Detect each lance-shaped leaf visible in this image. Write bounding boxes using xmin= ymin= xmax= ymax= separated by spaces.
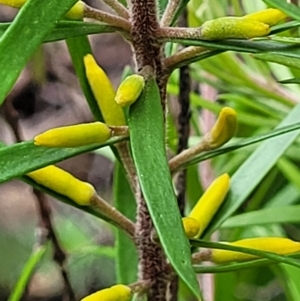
xmin=128 ymin=78 xmax=200 ymax=298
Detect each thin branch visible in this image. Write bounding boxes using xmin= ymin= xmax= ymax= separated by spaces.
xmin=160 ymin=0 xmax=181 ymax=27
xmin=169 ymin=140 xmax=209 ymax=172
xmin=34 ymin=190 xmax=75 ymax=301
xmin=158 ymin=26 xmax=202 ymax=40
xmin=91 ymin=193 xmax=136 ymax=237
xmin=101 ymin=0 xmax=130 ymax=19
xmin=116 ymin=141 xmax=138 ymax=195
xmin=164 ymin=46 xmax=212 ymax=72
xmin=84 ymin=4 xmax=131 ymax=33
xmin=3 ymin=98 xmax=75 ymax=301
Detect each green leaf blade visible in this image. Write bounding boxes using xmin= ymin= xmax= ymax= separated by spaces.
xmin=129 ymin=78 xmax=200 ymax=298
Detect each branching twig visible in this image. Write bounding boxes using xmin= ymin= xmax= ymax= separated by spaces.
xmin=91 ymin=193 xmax=136 ymax=237
xmin=84 ymin=4 xmax=131 ymax=33
xmin=160 ymin=0 xmax=181 ymax=27
xmin=3 ymin=98 xmax=75 ymax=301
xmin=101 ymin=0 xmax=130 ymax=19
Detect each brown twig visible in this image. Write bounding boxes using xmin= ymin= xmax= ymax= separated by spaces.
xmin=3 ymin=96 xmax=75 ymax=301
xmin=101 ymin=0 xmax=130 ymax=19
xmin=33 ymin=190 xmax=75 ymax=301
xmin=84 ymin=4 xmax=131 ymax=33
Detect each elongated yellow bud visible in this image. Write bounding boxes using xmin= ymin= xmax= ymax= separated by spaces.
xmin=115 ymin=74 xmax=145 ymax=107
xmin=81 ymin=284 xmax=132 ymax=301
xmin=84 ymin=54 xmax=126 ymax=126
xmin=189 ymin=174 xmax=230 ymax=238
xmin=212 ymin=237 xmax=300 ymax=263
xmin=0 ymin=0 xmax=85 ymax=19
xmin=27 ymin=166 xmax=95 ymax=206
xmin=243 ymin=8 xmax=287 ymax=26
xmin=182 ymin=217 xmax=201 ymax=239
xmin=200 ymin=17 xmax=270 ymax=40
xmin=206 ymin=107 xmax=237 ymax=148
xmin=34 ymin=122 xmax=111 ymax=147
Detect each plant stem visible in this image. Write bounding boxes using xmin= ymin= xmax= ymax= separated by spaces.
xmin=160 ymin=0 xmax=181 ymax=26
xmin=84 ymin=4 xmax=131 ymax=33
xmin=169 ymin=140 xmax=209 ymax=172
xmin=102 ymin=0 xmax=130 ymax=19
xmin=91 ymin=193 xmax=136 ymax=237
xmin=158 ymin=27 xmax=202 ymax=40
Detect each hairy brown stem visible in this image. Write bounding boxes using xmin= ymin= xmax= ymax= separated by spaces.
xmin=101 ymin=0 xmax=130 ymax=19
xmin=84 ymin=5 xmax=131 ymax=33
xmin=130 ymin=0 xmax=171 ymax=299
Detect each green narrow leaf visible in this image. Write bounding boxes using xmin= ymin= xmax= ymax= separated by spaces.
xmin=204 ymin=104 xmax=300 ymax=236
xmin=0 ymin=0 xmax=78 ymax=104
xmin=0 ymin=21 xmax=118 ymax=43
xmin=0 ymin=137 xmax=126 ymax=184
xmin=113 ymin=163 xmax=138 ymax=284
xmin=66 ymin=36 xmax=103 ymax=121
xmin=254 ymin=53 xmax=300 ymax=70
xmin=277 ymin=157 xmax=300 ymax=191
xmin=221 ymin=205 xmax=300 ymax=228
xmin=129 ymin=78 xmax=200 ymax=298
xmin=8 ymin=244 xmax=48 ymax=301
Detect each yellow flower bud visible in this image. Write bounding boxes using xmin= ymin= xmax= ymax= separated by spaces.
xmin=84 ymin=54 xmax=126 ymax=126
xmin=189 ymin=174 xmax=230 ymax=238
xmin=65 ymin=1 xmax=85 ymax=20
xmin=0 ymin=0 xmax=25 ymax=8
xmin=81 ymin=284 xmax=132 ymax=301
xmin=27 ymin=165 xmax=95 ymax=206
xmin=182 ymin=217 xmax=201 ymax=239
xmin=115 ymin=74 xmax=145 ymax=107
xmin=212 ymin=237 xmax=300 ymax=263
xmin=200 ymin=17 xmax=270 ymax=40
xmin=243 ymin=8 xmax=287 ymax=26
xmin=0 ymin=0 xmax=84 ymax=19
xmin=34 ymin=122 xmax=111 ymax=147
xmin=206 ymin=107 xmax=237 ymax=148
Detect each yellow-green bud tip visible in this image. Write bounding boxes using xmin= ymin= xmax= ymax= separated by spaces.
xmin=207 ymin=107 xmax=237 ymax=148
xmin=182 ymin=217 xmax=201 ymax=239
xmin=34 ymin=122 xmax=111 ymax=147
xmin=115 ymin=74 xmax=145 ymax=107
xmin=81 ymin=284 xmax=132 ymax=301
xmin=243 ymin=8 xmax=287 ymax=26
xmin=65 ymin=1 xmax=85 ymax=20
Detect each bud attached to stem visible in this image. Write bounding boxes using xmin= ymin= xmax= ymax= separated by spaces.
xmin=205 ymin=107 xmax=237 ymax=149
xmin=115 ymin=74 xmax=145 ymax=107
xmin=27 ymin=165 xmax=95 ymax=206
xmin=81 ymin=284 xmax=132 ymax=301
xmin=189 ymin=173 xmax=230 ymax=238
xmin=200 ymin=17 xmax=270 ymax=40
xmin=34 ymin=122 xmax=112 ymax=147
xmin=84 ymin=54 xmax=126 ymax=126
xmin=212 ymin=237 xmax=300 ymax=263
